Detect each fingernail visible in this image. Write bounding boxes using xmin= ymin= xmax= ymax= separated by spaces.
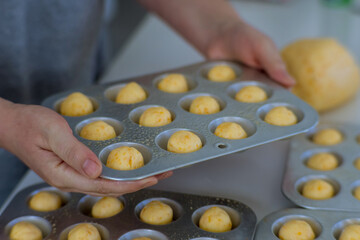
xmin=83 ymin=160 xmax=100 ymax=178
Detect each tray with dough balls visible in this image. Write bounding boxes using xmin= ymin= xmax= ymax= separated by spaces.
xmin=42 ymin=61 xmax=319 ymax=181
xmin=0 ymin=183 xmax=257 ymax=240
xmin=282 ymin=122 xmax=360 ymax=211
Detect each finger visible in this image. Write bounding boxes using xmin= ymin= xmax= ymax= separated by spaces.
xmin=155 ymin=171 xmax=173 ymax=181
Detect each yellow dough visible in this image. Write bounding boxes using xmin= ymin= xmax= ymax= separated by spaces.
xmin=189 ymin=96 xmax=220 ymax=115
xmin=80 ymin=121 xmax=116 ymax=141
xmin=140 ymin=201 xmax=173 ymax=225
xmin=302 ymin=179 xmax=335 ymax=200
xmin=353 ymin=186 xmax=360 ymax=200
xmin=139 ymin=107 xmax=172 ymax=127
xmin=339 ymin=224 xmax=360 ymax=240
xmin=199 ymin=206 xmax=232 ymax=233
xmin=306 ymin=152 xmax=338 ymax=171
xmin=132 ymin=238 xmax=151 ymax=240
xmin=312 ymin=128 xmax=343 ymax=145
xmin=116 ymin=82 xmax=147 ymax=104
xmin=68 ymin=223 xmax=100 ymax=240
xmin=9 ymin=222 xmax=42 ymax=240
xmin=106 ymin=146 xmax=144 ymax=171
xmin=91 ymin=197 xmax=124 ymax=218
xmin=264 ymin=106 xmax=297 ymax=126
xmin=235 ymin=86 xmax=267 ymax=103
xmin=278 ymin=220 xmax=315 ymax=240
xmin=158 ymin=73 xmax=188 ymax=93
xmin=207 ymin=65 xmax=236 ymax=82
xmin=354 ymin=158 xmax=360 ymax=170
xmin=214 ymin=122 xmax=247 ymax=140
xmin=29 ymin=191 xmax=62 ymax=212
xmin=60 ymin=92 xmax=93 ymax=117
xmin=167 ymin=130 xmax=202 ymax=153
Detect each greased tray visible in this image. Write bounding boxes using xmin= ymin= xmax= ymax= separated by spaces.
xmin=42 ymin=61 xmax=319 ymax=181
xmin=282 ymin=122 xmax=360 ymax=211
xmin=0 ymin=183 xmax=257 ymax=240
xmin=254 ymin=208 xmax=360 ymax=240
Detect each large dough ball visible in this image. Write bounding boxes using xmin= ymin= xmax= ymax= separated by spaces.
xmin=312 ymin=128 xmax=343 ymax=145
xmin=91 ymin=197 xmax=124 ymax=218
xmin=167 ymin=130 xmax=202 ymax=153
xmin=158 ymin=73 xmax=188 ymax=93
xmin=353 ymin=186 xmax=360 ymax=200
xmin=29 ymin=191 xmax=62 ymax=212
xmin=207 ymin=65 xmax=236 ymax=82
xmin=302 ymin=179 xmax=335 ymax=200
xmin=199 ymin=206 xmax=232 ymax=233
xmin=60 ymin=92 xmax=93 ymax=117
xmin=281 ymin=38 xmax=360 ymax=112
xmin=354 ymin=158 xmax=360 ymax=170
xmin=235 ymin=85 xmax=267 ymax=103
xmin=339 ymin=224 xmax=360 ymax=240
xmin=116 ymin=82 xmax=147 ymax=104
xmin=214 ymin=122 xmax=247 ymax=140
xmin=106 ymin=146 xmax=144 ymax=170
xmin=9 ymin=222 xmax=42 ymax=240
xmin=307 ymin=152 xmax=338 ymax=171
xmin=80 ymin=121 xmax=116 ymax=141
xmin=189 ymin=96 xmax=220 ymax=115
xmin=68 ymin=223 xmax=100 ymax=240
xmin=264 ymin=106 xmax=297 ymax=126
xmin=140 ymin=201 xmax=173 ymax=225
xmin=139 ymin=107 xmax=172 ymax=127
xmin=278 ymin=219 xmax=315 ymax=240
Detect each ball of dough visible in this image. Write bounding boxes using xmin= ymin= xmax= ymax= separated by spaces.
xmin=214 ymin=122 xmax=248 ymax=140
xmin=312 ymin=128 xmax=343 ymax=145
xmin=91 ymin=197 xmax=124 ymax=218
xmin=278 ymin=219 xmax=315 ymax=240
xmin=29 ymin=191 xmax=62 ymax=212
xmin=158 ymin=73 xmax=188 ymax=93
xmin=199 ymin=206 xmax=232 ymax=233
xmin=106 ymin=146 xmax=144 ymax=171
xmin=140 ymin=201 xmax=173 ymax=225
xmin=235 ymin=85 xmax=267 ymax=103
xmin=189 ymin=96 xmax=220 ymax=115
xmin=132 ymin=237 xmax=152 ymax=240
xmin=68 ymin=223 xmax=100 ymax=240
xmin=80 ymin=121 xmax=116 ymax=141
xmin=9 ymin=222 xmax=42 ymax=240
xmin=116 ymin=82 xmax=147 ymax=104
xmin=281 ymin=38 xmax=360 ymax=112
xmin=167 ymin=130 xmax=202 ymax=153
xmin=339 ymin=224 xmax=360 ymax=240
xmin=264 ymin=106 xmax=297 ymax=126
xmin=353 ymin=186 xmax=360 ymax=200
xmin=354 ymin=158 xmax=360 ymax=170
xmin=60 ymin=92 xmax=93 ymax=117
xmin=302 ymin=179 xmax=335 ymax=200
xmin=207 ymin=65 xmax=236 ymax=82
xmin=306 ymin=152 xmax=338 ymax=171
xmin=139 ymin=107 xmax=172 ymax=127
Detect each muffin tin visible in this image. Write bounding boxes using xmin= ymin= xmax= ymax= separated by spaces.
xmin=0 ymin=183 xmax=257 ymax=240
xmin=282 ymin=122 xmax=360 ymax=211
xmin=42 ymin=61 xmax=319 ymax=181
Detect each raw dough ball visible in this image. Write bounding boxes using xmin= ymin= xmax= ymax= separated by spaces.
xmin=132 ymin=237 xmax=152 ymax=240
xmin=354 ymin=158 xmax=360 ymax=170
xmin=353 ymin=186 xmax=360 ymax=200
xmin=235 ymin=85 xmax=267 ymax=103
xmin=199 ymin=206 xmax=232 ymax=233
xmin=278 ymin=219 xmax=315 ymax=240
xmin=302 ymin=179 xmax=335 ymax=200
xmin=207 ymin=65 xmax=236 ymax=82
xmin=116 ymin=82 xmax=147 ymax=104
xmin=106 ymin=146 xmax=144 ymax=170
xmin=80 ymin=121 xmax=116 ymax=141
xmin=339 ymin=224 xmax=360 ymax=240
xmin=29 ymin=191 xmax=62 ymax=212
xmin=307 ymin=152 xmax=338 ymax=171
xmin=281 ymin=38 xmax=360 ymax=112
xmin=139 ymin=107 xmax=172 ymax=127
xmin=9 ymin=222 xmax=42 ymax=240
xmin=312 ymin=128 xmax=343 ymax=145
xmin=189 ymin=96 xmax=220 ymax=115
xmin=60 ymin=92 xmax=93 ymax=117
xmin=140 ymin=201 xmax=173 ymax=225
xmin=214 ymin=122 xmax=247 ymax=140
xmin=158 ymin=73 xmax=188 ymax=93
xmin=264 ymin=106 xmax=297 ymax=126
xmin=68 ymin=223 xmax=100 ymax=240
xmin=91 ymin=197 xmax=124 ymax=218
xmin=167 ymin=130 xmax=202 ymax=153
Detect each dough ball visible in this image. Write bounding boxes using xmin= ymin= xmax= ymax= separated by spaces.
xmin=302 ymin=179 xmax=335 ymax=200
xmin=199 ymin=206 xmax=232 ymax=233
xmin=116 ymin=82 xmax=147 ymax=104
xmin=106 ymin=146 xmax=144 ymax=171
xmin=353 ymin=186 xmax=360 ymax=200
xmin=132 ymin=238 xmax=152 ymax=240
xmin=60 ymin=92 xmax=93 ymax=117
xmin=281 ymin=38 xmax=360 ymax=112
xmin=140 ymin=201 xmax=173 ymax=225
xmin=139 ymin=107 xmax=172 ymax=127
xmin=167 ymin=130 xmax=202 ymax=153
xmin=68 ymin=223 xmax=100 ymax=240
xmin=278 ymin=219 xmax=315 ymax=240
xmin=354 ymin=158 xmax=360 ymax=170
xmin=189 ymin=96 xmax=220 ymax=115
xmin=29 ymin=191 xmax=62 ymax=212
xmin=158 ymin=73 xmax=188 ymax=93
xmin=235 ymin=85 xmax=267 ymax=103
xmin=9 ymin=222 xmax=42 ymax=240
xmin=207 ymin=65 xmax=236 ymax=82
xmin=264 ymin=106 xmax=297 ymax=126
xmin=339 ymin=224 xmax=360 ymax=240
xmin=80 ymin=121 xmax=116 ymax=141
xmin=312 ymin=128 xmax=343 ymax=145
xmin=214 ymin=122 xmax=247 ymax=140
xmin=91 ymin=197 xmax=124 ymax=218
xmin=307 ymin=152 xmax=338 ymax=171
